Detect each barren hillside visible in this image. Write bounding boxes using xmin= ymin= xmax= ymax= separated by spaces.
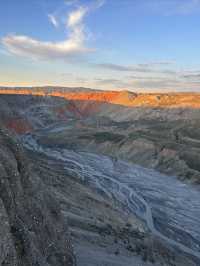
xmin=1 ymin=89 xmax=200 ymax=182
xmin=1 ymin=92 xmax=200 ymax=265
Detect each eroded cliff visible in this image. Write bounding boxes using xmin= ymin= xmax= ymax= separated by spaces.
xmin=0 ymin=128 xmax=75 ymax=266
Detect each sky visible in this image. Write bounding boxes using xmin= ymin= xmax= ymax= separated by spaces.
xmin=0 ymin=0 xmax=200 ymax=92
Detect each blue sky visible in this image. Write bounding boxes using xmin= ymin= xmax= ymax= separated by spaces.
xmin=1 ymin=0 xmax=200 ymax=91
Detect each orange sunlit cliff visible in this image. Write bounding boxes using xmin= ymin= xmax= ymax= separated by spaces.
xmin=1 ymin=88 xmax=200 ymax=108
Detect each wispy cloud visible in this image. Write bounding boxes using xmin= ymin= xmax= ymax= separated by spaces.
xmin=2 ymin=2 xmax=103 ymax=61
xmin=48 ymin=14 xmax=59 ymax=28
xmin=95 ymin=62 xmax=177 ymax=75
xmin=91 ymin=62 xmax=200 ymax=91
xmin=96 ymin=63 xmax=135 ymax=72
xmin=67 ymin=6 xmax=87 ymax=27
xmin=182 ymin=72 xmax=200 ymax=79
xmin=186 ymin=75 xmax=200 ymax=79
xmin=94 ymin=78 xmax=131 ymax=88
xmin=93 ymin=76 xmax=200 ymax=92
xmin=137 ymin=61 xmax=175 ymax=67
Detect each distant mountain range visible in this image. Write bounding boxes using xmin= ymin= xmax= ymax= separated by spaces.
xmin=1 ymin=86 xmax=200 ymax=108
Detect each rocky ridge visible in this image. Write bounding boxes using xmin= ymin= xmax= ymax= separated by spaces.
xmin=0 ymin=128 xmax=75 ymax=266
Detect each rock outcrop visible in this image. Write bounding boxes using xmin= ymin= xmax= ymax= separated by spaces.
xmin=0 ymin=128 xmax=75 ymax=266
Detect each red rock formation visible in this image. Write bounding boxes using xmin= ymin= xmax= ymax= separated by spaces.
xmin=5 ymin=118 xmax=33 ymax=134
xmin=1 ymin=88 xmax=200 ymax=108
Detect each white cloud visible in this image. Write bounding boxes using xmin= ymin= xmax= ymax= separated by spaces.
xmin=67 ymin=6 xmax=88 ymax=27
xmin=48 ymin=14 xmax=59 ymax=28
xmin=2 ymin=34 xmax=92 ymax=61
xmin=2 ymin=2 xmax=103 ymax=61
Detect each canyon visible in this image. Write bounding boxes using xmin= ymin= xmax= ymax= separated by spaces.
xmin=0 ymin=88 xmax=200 ymax=265
xmin=1 ymin=87 xmax=200 ymax=182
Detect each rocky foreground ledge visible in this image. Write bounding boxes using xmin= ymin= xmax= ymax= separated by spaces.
xmin=0 ymin=128 xmax=75 ymax=266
